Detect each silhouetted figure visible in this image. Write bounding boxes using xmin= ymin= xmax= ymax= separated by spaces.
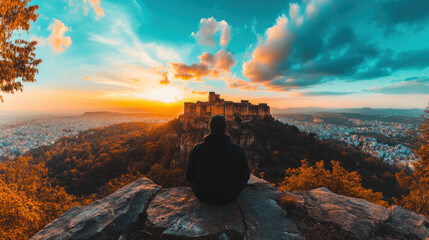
xmin=186 ymin=114 xmax=250 ymax=205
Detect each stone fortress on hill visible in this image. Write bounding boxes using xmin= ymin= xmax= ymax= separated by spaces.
xmin=180 ymin=92 xmax=271 ymax=123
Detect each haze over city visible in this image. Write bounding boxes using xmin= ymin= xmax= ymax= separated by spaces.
xmin=1 ymin=0 xmax=428 ymax=114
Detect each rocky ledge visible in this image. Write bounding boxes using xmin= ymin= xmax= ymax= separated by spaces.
xmin=31 ymin=175 xmax=429 ymax=240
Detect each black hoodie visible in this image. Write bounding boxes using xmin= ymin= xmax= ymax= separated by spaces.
xmin=186 ymin=133 xmax=250 ymax=204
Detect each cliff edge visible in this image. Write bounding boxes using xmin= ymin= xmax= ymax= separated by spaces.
xmin=31 ymin=175 xmax=429 ymax=240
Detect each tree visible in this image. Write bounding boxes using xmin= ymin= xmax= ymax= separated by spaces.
xmin=0 ymin=156 xmax=78 ymax=240
xmin=395 ymin=105 xmax=429 ymax=216
xmin=0 ymin=0 xmax=41 ymax=102
xmin=0 ymin=179 xmax=41 ymax=240
xmin=279 ymin=159 xmax=388 ymax=206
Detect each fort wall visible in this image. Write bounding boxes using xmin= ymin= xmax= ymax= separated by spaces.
xmin=180 ymin=92 xmax=270 ymax=123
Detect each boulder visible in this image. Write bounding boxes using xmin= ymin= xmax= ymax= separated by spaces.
xmin=298 ymin=187 xmax=390 ymax=240
xmin=30 ymin=177 xmax=161 ymax=240
xmin=238 ymin=176 xmax=304 ymax=240
xmin=384 ymin=205 xmax=429 ymax=240
xmin=145 ymin=176 xmax=303 ymax=240
xmin=146 ymin=186 xmax=245 ymax=239
xmin=31 ymin=174 xmax=429 ymax=240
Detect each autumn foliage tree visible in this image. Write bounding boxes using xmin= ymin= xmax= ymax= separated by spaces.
xmin=279 ymin=159 xmax=388 ymax=206
xmin=0 ymin=156 xmax=78 ymax=240
xmin=395 ymin=105 xmax=429 ymax=216
xmin=0 ymin=0 xmax=41 ymax=101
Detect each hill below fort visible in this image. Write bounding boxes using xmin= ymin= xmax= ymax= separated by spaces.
xmin=26 ymin=116 xmax=404 ymax=202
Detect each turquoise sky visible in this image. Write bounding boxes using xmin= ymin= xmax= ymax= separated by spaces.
xmin=2 ymin=0 xmax=429 ymax=112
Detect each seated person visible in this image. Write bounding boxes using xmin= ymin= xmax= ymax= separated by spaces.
xmin=185 ymin=114 xmax=250 ymax=205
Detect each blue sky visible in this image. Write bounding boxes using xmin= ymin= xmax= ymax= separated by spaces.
xmin=2 ymin=0 xmax=429 ymax=112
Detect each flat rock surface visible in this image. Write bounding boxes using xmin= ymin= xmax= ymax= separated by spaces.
xmin=299 ymin=187 xmax=390 ymax=240
xmin=238 ymin=177 xmax=304 ymax=240
xmin=146 ymin=186 xmax=245 ymax=239
xmin=145 ymin=175 xmax=303 ymax=240
xmin=30 ymin=177 xmax=161 ymax=240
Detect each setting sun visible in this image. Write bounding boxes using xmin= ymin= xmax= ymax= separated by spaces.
xmin=143 ymin=86 xmax=184 ymax=103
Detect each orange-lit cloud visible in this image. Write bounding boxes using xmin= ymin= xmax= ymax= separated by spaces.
xmin=242 ymin=14 xmax=292 ymax=88
xmin=170 ymin=62 xmax=214 ymax=80
xmin=48 ymin=19 xmax=72 ymax=53
xmin=84 ymin=0 xmax=104 ymax=20
xmin=192 ymin=17 xmax=231 ymax=47
xmin=227 ymin=77 xmax=260 ymax=91
xmin=191 ymin=90 xmax=208 ymax=95
xmin=215 ymin=49 xmax=235 ymax=73
xmin=160 ymin=72 xmax=171 ymax=85
xmin=170 ymin=49 xmax=235 ymax=81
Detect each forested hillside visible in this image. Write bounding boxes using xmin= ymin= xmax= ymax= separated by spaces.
xmin=17 ymin=118 xmax=405 ymax=201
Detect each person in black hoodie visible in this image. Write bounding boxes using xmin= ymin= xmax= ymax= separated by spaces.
xmin=186 ymin=114 xmax=250 ymax=205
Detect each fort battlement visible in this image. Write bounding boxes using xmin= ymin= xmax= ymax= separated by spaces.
xmin=180 ymin=92 xmax=270 ymax=123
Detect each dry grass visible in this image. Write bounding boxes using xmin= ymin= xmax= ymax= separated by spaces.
xmin=278 ymin=193 xmax=303 ymax=209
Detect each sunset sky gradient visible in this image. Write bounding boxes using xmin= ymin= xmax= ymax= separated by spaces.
xmin=2 ymin=0 xmax=429 ymax=113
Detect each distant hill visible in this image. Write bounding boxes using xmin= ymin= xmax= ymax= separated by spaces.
xmin=272 ymin=107 xmax=425 ymax=118
xmin=82 ymin=111 xmax=176 ymax=118
xmin=82 ymin=111 xmax=113 ymax=116
xmin=274 ymin=111 xmax=422 ymax=125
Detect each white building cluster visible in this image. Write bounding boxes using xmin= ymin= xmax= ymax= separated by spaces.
xmin=279 ymin=118 xmax=419 ymax=168
xmin=0 ymin=115 xmax=162 ymax=159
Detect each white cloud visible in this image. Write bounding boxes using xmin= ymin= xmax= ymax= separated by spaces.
xmin=193 ymin=17 xmax=232 ymax=47
xmin=155 ymin=45 xmax=181 ymax=62
xmin=88 ymin=33 xmax=121 ymax=45
xmin=289 ymin=3 xmax=303 ymax=26
xmin=31 ymin=35 xmax=47 ymax=46
xmin=219 ymin=20 xmax=231 ymax=47
xmin=48 ymin=19 xmax=72 ymax=53
xmin=87 ymin=65 xmax=160 ymax=90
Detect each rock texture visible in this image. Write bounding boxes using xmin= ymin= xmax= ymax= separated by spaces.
xmin=238 ymin=175 xmax=303 ymax=240
xmin=146 ymin=187 xmax=245 ymax=239
xmin=30 ymin=177 xmax=161 ymax=240
xmin=297 ymin=187 xmax=390 ymax=239
xmin=31 ymin=175 xmax=429 ymax=240
xmin=384 ymin=205 xmax=429 ymax=240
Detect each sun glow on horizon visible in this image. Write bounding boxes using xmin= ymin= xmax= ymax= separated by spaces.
xmin=142 ymin=86 xmax=185 ymax=103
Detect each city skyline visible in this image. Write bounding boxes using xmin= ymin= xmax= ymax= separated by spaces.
xmin=1 ymin=0 xmax=429 ymax=113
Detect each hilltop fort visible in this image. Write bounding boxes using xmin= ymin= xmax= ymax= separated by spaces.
xmin=180 ymin=92 xmax=270 ymax=123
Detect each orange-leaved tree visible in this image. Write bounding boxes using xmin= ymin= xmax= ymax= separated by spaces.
xmin=395 ymin=105 xmax=429 ymax=216
xmin=0 ymin=0 xmax=41 ymax=102
xmin=0 ymin=156 xmax=78 ymax=240
xmin=279 ymin=159 xmax=388 ymax=206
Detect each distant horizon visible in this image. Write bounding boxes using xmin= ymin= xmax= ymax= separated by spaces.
xmin=1 ymin=105 xmax=426 ymax=118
